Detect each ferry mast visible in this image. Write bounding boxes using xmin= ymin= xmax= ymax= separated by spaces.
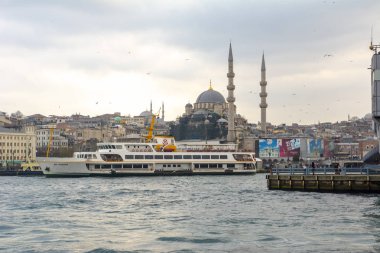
xmin=370 ymin=34 xmax=380 ymax=147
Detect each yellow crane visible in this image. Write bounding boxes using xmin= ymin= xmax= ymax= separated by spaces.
xmin=145 ymin=108 xmax=161 ymax=143
xmin=46 ymin=125 xmax=55 ymax=158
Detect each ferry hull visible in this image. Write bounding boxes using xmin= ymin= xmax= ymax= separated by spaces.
xmin=37 ymin=158 xmax=91 ymax=177
xmin=38 ymin=158 xmax=256 ymax=177
xmin=43 ymin=170 xmax=256 ymax=177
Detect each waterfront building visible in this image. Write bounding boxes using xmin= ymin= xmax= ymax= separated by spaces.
xmin=36 ymin=126 xmax=68 ymax=150
xmin=0 ymin=126 xmax=37 ymax=165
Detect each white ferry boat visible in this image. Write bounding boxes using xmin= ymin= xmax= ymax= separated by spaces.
xmin=37 ymin=136 xmax=256 ymax=177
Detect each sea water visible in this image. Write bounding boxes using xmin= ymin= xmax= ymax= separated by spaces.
xmin=0 ymin=174 xmax=379 ymax=253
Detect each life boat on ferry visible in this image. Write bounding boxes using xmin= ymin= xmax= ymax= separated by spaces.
xmin=154 ymin=144 xmax=177 ymax=152
xmin=152 ymin=136 xmax=177 ymax=152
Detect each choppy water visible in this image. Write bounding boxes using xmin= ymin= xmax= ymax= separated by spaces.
xmin=1 ymin=174 xmax=380 ymax=253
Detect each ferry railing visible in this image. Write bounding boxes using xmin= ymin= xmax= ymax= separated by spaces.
xmin=271 ymin=166 xmax=380 ymax=175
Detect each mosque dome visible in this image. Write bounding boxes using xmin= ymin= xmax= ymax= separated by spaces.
xmin=114 ymin=116 xmax=121 ymax=123
xmin=196 ymin=88 xmax=225 ymax=104
xmin=185 ymin=103 xmax=193 ymax=108
xmin=139 ymin=110 xmax=153 ymax=117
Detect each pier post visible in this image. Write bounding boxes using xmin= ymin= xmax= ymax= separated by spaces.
xmin=316 ymin=175 xmax=319 ymax=190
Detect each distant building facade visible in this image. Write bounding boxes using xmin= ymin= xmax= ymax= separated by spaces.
xmin=0 ymin=126 xmax=37 ymax=164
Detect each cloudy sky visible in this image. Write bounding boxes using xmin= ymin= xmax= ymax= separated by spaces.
xmin=0 ymin=0 xmax=379 ymax=125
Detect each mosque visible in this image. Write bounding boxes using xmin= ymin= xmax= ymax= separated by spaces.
xmin=170 ymin=43 xmax=267 ymax=143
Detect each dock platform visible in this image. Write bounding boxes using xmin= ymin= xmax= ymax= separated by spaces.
xmin=266 ymin=166 xmax=380 ymax=193
xmin=266 ymin=174 xmax=380 ymax=193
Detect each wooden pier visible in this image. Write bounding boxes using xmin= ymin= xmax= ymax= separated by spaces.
xmin=266 ymin=174 xmax=380 ymax=193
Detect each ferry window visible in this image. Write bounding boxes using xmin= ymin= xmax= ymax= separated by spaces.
xmin=164 ymin=155 xmax=173 ymax=159
xmin=195 ymin=164 xmax=200 ymax=168
xmin=163 ymin=164 xmax=167 ymax=167
xmin=211 ymin=155 xmax=219 ymax=159
xmin=183 ymin=155 xmax=191 ymax=159
xmin=193 ymin=155 xmax=201 ymax=159
xmin=155 ymin=155 xmax=163 ymax=159
xmin=200 ymin=164 xmax=208 ymax=168
xmin=145 ymin=155 xmax=154 ymax=159
xmin=227 ymin=164 xmax=235 ymax=168
xmin=101 ymin=164 xmax=111 ymax=169
xmin=125 ymin=155 xmax=134 ymax=159
xmin=173 ymin=164 xmax=176 ymax=168
xmin=168 ymin=164 xmax=171 ymax=167
xmin=93 ymin=155 xmax=97 ymax=159
xmin=209 ymin=164 xmax=217 ymax=168
xmin=202 ymin=155 xmax=210 ymax=159
xmin=113 ymin=164 xmax=122 ymax=169
xmin=116 ymin=145 xmax=122 ymax=149
xmin=174 ymin=155 xmax=182 ymax=159
xmin=133 ymin=164 xmax=143 ymax=168
xmin=177 ymin=164 xmax=181 ymax=167
xmin=218 ymin=164 xmax=223 ymax=168
xmin=143 ymin=164 xmax=148 ymax=168
xmin=135 ymin=155 xmax=144 ymax=159
xmin=95 ymin=165 xmax=101 ymax=169
xmin=111 ymin=145 xmax=116 ymax=149
xmin=123 ymin=164 xmax=132 ymax=168
xmin=220 ymin=155 xmax=228 ymax=159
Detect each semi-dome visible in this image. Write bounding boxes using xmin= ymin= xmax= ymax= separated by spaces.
xmin=139 ymin=110 xmax=152 ymax=117
xmin=196 ymin=88 xmax=225 ymax=104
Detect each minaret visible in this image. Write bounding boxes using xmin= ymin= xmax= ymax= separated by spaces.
xmin=162 ymin=102 xmax=165 ymax=122
xmin=226 ymin=43 xmax=236 ymax=143
xmin=260 ymin=53 xmax=268 ymax=135
xmin=150 ymin=100 xmax=152 ymax=114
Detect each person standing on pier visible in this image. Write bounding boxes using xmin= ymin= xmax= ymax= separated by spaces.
xmin=311 ymin=162 xmax=316 ymax=175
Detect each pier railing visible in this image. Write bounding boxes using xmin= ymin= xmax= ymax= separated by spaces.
xmin=271 ymin=166 xmax=380 ymax=176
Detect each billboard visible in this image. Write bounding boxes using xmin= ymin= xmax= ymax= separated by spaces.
xmin=279 ymin=138 xmax=300 ymax=157
xmin=259 ymin=139 xmax=280 ymax=158
xmin=307 ymin=139 xmax=324 ymax=158
xmin=259 ymin=138 xmax=300 ymax=158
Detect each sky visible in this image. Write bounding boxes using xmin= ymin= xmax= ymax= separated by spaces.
xmin=0 ymin=0 xmax=379 ymax=125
